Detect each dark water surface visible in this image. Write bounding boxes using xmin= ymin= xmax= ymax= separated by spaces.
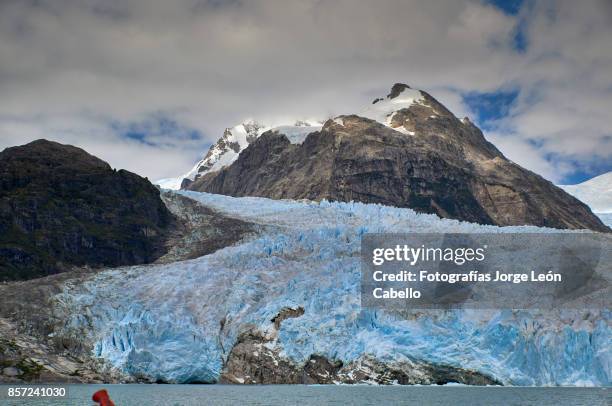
xmin=1 ymin=384 xmax=610 ymax=405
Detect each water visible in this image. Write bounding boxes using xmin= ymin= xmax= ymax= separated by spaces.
xmin=1 ymin=385 xmax=610 ymax=406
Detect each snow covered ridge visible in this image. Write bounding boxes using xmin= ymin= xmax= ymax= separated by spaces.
xmin=52 ymin=191 xmax=610 ymax=386
xmin=360 ymin=84 xmax=425 ymax=132
xmin=155 ymin=83 xmax=432 ymax=190
xmin=559 ymin=171 xmax=612 ymax=214
xmin=157 ymin=119 xmax=322 ymax=190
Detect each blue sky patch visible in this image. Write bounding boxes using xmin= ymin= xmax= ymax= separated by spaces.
xmin=487 ymin=0 xmax=523 ymax=16
xmin=110 ymin=112 xmax=203 ymax=147
xmin=512 ymin=19 xmax=528 ymax=52
xmin=462 ymin=89 xmax=519 ymax=130
xmin=486 ymin=0 xmax=528 ymax=52
xmin=464 ymin=89 xmax=610 ymax=184
xmin=554 ymin=157 xmax=612 ymax=185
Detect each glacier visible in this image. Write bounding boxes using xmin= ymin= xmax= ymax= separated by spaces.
xmin=51 ymin=191 xmax=611 ymax=386
xmin=559 ymin=171 xmax=612 ymax=214
xmin=598 ymin=213 xmax=611 ymax=228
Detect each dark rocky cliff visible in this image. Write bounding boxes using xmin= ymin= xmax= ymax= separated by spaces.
xmin=190 ymin=84 xmax=609 ymax=232
xmin=0 ymin=139 xmax=174 ymax=281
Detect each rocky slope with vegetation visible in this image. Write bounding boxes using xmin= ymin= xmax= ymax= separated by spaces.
xmin=0 ymin=139 xmax=174 ymax=281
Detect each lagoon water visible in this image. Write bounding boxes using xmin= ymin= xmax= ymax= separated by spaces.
xmin=1 ymin=385 xmax=610 ymax=406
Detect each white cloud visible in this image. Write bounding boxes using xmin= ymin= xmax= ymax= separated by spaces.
xmin=0 ymin=0 xmax=610 ymax=182
xmin=486 ymin=131 xmax=571 ymax=182
xmin=483 ymin=0 xmax=612 ymax=181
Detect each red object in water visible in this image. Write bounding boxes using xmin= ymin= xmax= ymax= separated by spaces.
xmin=92 ymin=389 xmax=115 ymax=406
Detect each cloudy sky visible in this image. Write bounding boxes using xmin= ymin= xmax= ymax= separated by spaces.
xmin=0 ymin=0 xmax=610 ymax=184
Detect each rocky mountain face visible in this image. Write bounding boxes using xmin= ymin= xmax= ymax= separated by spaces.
xmin=189 ymin=84 xmax=609 ymax=232
xmin=0 ymin=139 xmax=174 ymax=281
xmin=156 ymin=119 xmax=322 ymax=190
xmin=178 ymin=120 xmax=268 ymax=189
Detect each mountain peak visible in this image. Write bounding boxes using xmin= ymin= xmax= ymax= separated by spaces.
xmin=156 ymin=117 xmax=326 ymax=189
xmin=361 ymin=84 xmax=424 ymax=131
xmin=387 ymin=83 xmax=412 ymax=99
xmin=1 ymin=138 xmax=111 ymax=171
xmin=0 ymin=139 xmax=173 ymax=280
xmin=371 ymin=83 xmax=413 ymax=104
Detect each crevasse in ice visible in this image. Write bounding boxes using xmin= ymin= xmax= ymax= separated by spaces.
xmin=54 ymin=192 xmax=611 ymax=385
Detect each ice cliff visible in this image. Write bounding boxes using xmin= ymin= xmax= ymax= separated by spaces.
xmin=52 ymin=191 xmax=611 ymax=386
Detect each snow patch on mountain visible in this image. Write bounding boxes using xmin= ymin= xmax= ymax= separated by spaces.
xmin=273 ymin=123 xmax=323 ymax=144
xmin=52 ymin=191 xmax=611 ymax=386
xmin=183 ymin=120 xmax=268 ymax=182
xmin=360 ymin=85 xmax=424 ymax=129
xmin=156 ymin=120 xmax=322 ymax=189
xmin=154 ymin=177 xmax=184 ymax=190
xmin=559 ymin=172 xmax=612 ymax=213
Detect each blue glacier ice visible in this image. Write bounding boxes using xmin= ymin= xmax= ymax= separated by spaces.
xmin=52 ymin=192 xmax=611 ymax=385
